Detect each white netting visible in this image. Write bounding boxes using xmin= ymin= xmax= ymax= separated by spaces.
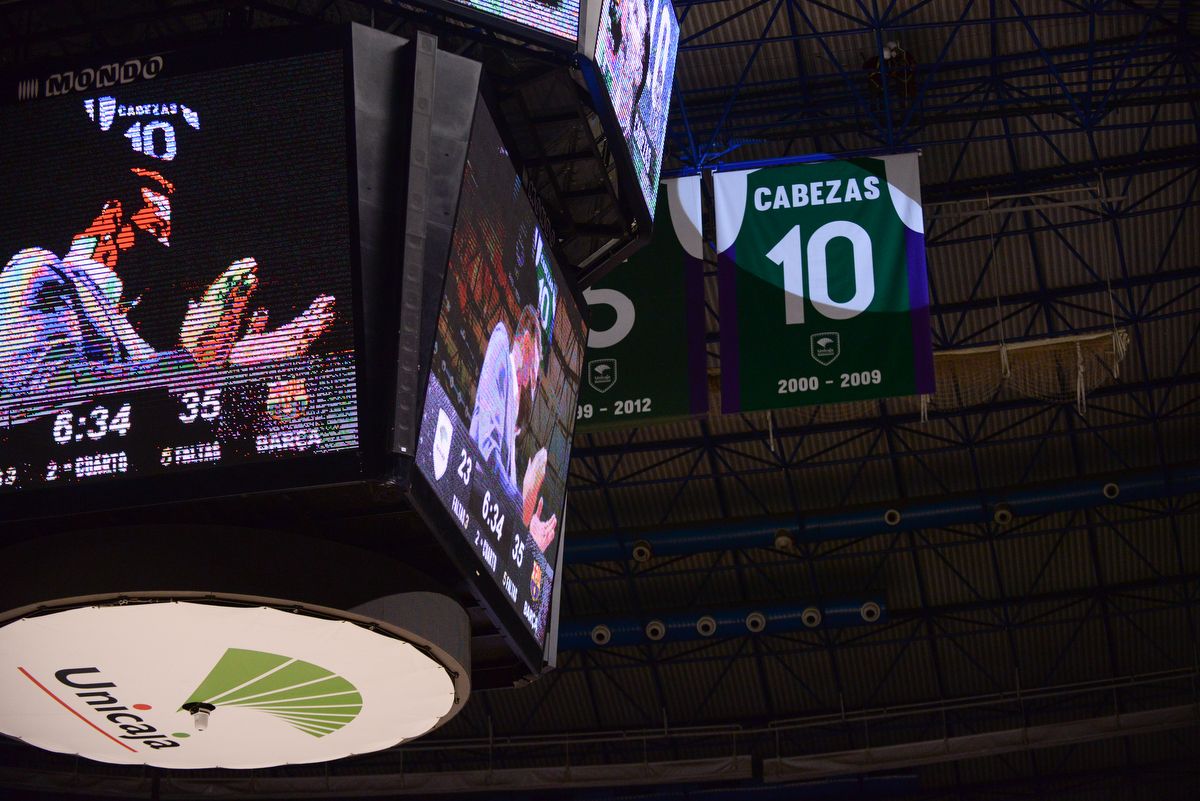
xmin=925 ymin=328 xmax=1129 ymax=413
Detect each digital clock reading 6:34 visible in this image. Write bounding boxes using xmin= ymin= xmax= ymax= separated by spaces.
xmin=51 ymin=404 xmax=132 ymax=445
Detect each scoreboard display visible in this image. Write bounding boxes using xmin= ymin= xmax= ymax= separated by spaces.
xmin=584 ymin=0 xmax=679 ymax=220
xmin=0 ymin=38 xmax=359 ymax=504
xmin=413 ymin=94 xmax=586 ymax=658
xmin=421 ymin=0 xmax=580 ymax=44
xmin=0 ymin=22 xmax=593 ymax=698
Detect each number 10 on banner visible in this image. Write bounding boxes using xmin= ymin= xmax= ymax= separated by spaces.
xmin=715 ymin=156 xmax=934 ymax=413
xmin=766 ymin=220 xmax=875 ymax=325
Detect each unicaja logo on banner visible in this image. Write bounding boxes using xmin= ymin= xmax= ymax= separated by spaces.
xmin=588 ymin=359 xmax=618 ymax=393
xmin=810 ymin=333 xmax=841 ymax=366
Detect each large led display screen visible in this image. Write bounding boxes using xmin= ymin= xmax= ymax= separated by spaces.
xmin=427 ymin=0 xmax=580 ymax=43
xmin=592 ymin=0 xmax=679 ymax=218
xmin=414 ymin=96 xmax=585 ymax=650
xmin=0 ymin=47 xmax=357 ymax=495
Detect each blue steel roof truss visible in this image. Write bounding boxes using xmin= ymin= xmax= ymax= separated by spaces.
xmin=0 ymin=0 xmax=1196 ymax=797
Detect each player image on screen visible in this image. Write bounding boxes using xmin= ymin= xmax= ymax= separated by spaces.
xmin=416 ymin=95 xmax=585 ymax=647
xmin=0 ymin=162 xmax=334 ymax=412
xmin=0 ymin=46 xmax=358 ymax=494
xmin=594 ymin=0 xmax=678 ymax=217
xmin=468 ymin=302 xmax=559 ymax=552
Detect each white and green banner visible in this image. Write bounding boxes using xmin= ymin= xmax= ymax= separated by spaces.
xmin=575 ymin=176 xmax=707 ymax=430
xmin=714 ymin=155 xmax=934 ymax=412
xmin=0 ymin=603 xmax=457 ymax=768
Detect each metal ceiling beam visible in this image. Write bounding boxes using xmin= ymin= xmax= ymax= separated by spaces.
xmin=563 ymin=500 xmax=1200 ymax=614
xmin=566 ymin=466 xmax=1200 ymax=563
xmin=555 ymin=572 xmax=1200 ymax=671
xmin=382 ymin=669 xmax=1200 ymax=782
xmin=559 ymin=598 xmax=884 ymax=650
xmin=761 ymin=703 xmax=1200 ymax=782
xmin=566 ymin=412 xmax=1200 ymax=518
xmin=670 ymin=1 xmax=1198 ymax=164
xmin=570 ymin=372 xmax=1200 ymax=460
xmin=929 ymin=147 xmax=1199 ymax=206
xmin=679 ymin=14 xmax=1188 ymax=51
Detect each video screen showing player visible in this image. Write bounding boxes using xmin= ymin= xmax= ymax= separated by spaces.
xmin=0 ymin=48 xmax=358 ymax=493
xmin=416 ymin=95 xmax=585 ymax=646
xmin=593 ymin=0 xmax=678 ymax=217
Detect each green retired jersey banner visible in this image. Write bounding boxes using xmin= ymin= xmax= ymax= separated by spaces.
xmin=575 ymin=176 xmax=707 ymax=430
xmin=714 ymin=154 xmax=934 ymax=413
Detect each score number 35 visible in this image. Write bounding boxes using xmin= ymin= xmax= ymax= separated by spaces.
xmin=178 ymin=389 xmax=221 ymax=424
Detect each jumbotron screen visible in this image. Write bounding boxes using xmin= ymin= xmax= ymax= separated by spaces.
xmin=0 ymin=46 xmax=357 ymax=496
xmin=425 ymin=0 xmax=579 ymax=44
xmin=414 ymin=95 xmax=586 ymax=649
xmin=593 ymin=0 xmax=678 ymax=218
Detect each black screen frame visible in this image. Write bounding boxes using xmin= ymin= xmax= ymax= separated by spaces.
xmin=411 ymin=0 xmax=583 ymax=53
xmin=577 ymin=56 xmax=655 ymax=233
xmin=403 ymin=84 xmax=587 ymax=677
xmin=574 ymin=0 xmax=678 ymax=251
xmin=0 ymin=25 xmax=393 ymax=522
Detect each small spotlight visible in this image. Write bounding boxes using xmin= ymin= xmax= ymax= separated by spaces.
xmin=860 ymin=601 xmax=882 ymax=623
xmin=182 ymin=702 xmax=215 ymax=732
xmin=774 ymin=529 xmax=795 ymax=550
xmin=645 ymin=620 xmax=666 ymax=641
xmin=993 ymin=503 xmax=1013 ymax=526
xmin=590 ymin=625 xmax=612 ymax=646
xmin=884 ymin=509 xmax=902 ymax=526
xmin=696 ymin=616 xmax=717 ymax=637
xmin=631 ymin=540 xmax=653 ymax=563
xmin=745 ymin=612 xmax=766 ymax=633
xmin=1103 ymin=482 xmax=1120 ymax=500
xmin=801 ymin=606 xmax=822 ymax=628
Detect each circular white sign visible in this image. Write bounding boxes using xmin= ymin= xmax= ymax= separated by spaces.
xmin=0 ymin=602 xmax=457 ymax=768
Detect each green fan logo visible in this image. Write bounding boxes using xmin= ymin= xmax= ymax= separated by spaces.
xmin=181 ymin=649 xmax=361 ymax=738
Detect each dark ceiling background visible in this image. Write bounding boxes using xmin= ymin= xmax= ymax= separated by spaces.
xmin=0 ymin=0 xmax=1197 ymax=799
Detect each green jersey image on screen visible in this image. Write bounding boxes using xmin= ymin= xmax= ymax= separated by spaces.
xmin=714 ymin=154 xmax=934 ymax=413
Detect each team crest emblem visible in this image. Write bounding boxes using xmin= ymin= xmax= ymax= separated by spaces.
xmin=432 ymin=409 xmax=453 ymax=480
xmin=810 ymin=333 xmax=840 ymax=366
xmin=588 ymin=359 xmax=617 ymax=393
xmin=530 ymin=561 xmax=544 ymax=602
xmin=266 ymin=378 xmax=309 ymax=422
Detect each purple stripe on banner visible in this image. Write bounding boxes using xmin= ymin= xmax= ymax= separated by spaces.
xmin=684 ymin=254 xmax=709 ymax=414
xmin=905 ymin=227 xmax=935 ymax=393
xmin=717 ymin=245 xmax=741 ymax=413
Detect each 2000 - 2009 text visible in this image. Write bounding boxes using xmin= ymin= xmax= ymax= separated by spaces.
xmin=777 ymin=370 xmax=883 ymax=394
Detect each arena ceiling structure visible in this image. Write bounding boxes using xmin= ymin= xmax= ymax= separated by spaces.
xmin=0 ymin=0 xmax=1198 ymax=799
